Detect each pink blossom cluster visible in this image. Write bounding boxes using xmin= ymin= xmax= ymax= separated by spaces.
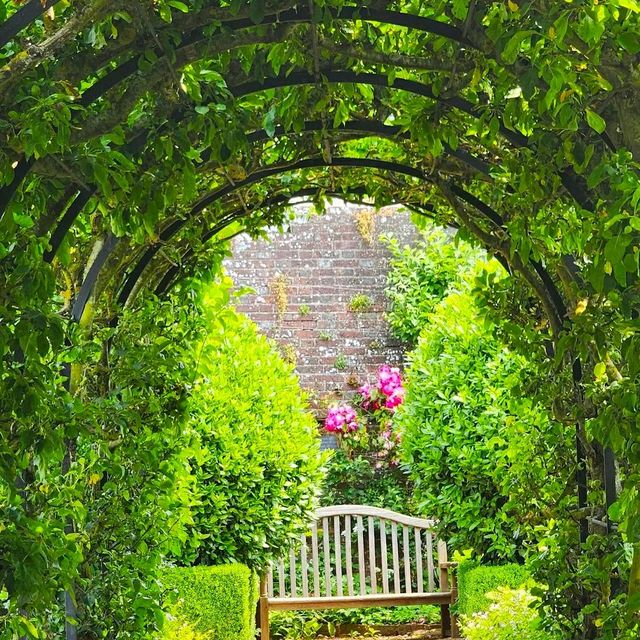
xmin=324 ymin=405 xmax=359 ymax=433
xmin=358 ymin=365 xmax=405 ymax=412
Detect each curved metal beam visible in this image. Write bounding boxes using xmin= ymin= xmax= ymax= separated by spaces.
xmin=111 ymin=156 xmax=566 ymax=328
xmin=80 ymin=5 xmax=472 ymax=106
xmin=0 ymin=0 xmax=57 ymax=49
xmin=45 ymin=118 xmax=493 ymax=260
xmin=115 ymin=156 xmax=427 ymax=306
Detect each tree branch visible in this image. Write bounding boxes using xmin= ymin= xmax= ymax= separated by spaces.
xmin=0 ymin=0 xmax=120 ymax=102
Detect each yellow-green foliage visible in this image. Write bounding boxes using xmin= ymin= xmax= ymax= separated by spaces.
xmin=461 ymin=587 xmax=552 ymax=640
xmin=160 ymin=618 xmax=213 ymax=640
xmin=184 ymin=282 xmax=326 ymax=571
xmin=162 ymin=565 xmax=257 ymax=640
xmin=457 ymin=561 xmax=530 ymax=615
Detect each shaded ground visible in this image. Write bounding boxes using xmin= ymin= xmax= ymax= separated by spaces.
xmin=316 ymin=624 xmax=443 ymax=639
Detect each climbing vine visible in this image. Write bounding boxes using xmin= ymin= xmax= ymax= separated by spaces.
xmin=2 ymin=0 xmax=640 ymax=637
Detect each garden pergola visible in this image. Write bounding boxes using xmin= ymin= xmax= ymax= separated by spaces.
xmin=2 ymin=1 xmax=640 ymax=638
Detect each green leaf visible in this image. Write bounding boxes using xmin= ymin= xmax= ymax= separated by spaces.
xmin=594 ymin=362 xmax=607 ymax=379
xmin=249 ymin=0 xmax=265 ymax=24
xmin=501 ymin=30 xmax=535 ymax=64
xmin=585 ymin=108 xmax=606 ymax=133
xmin=167 ymin=0 xmax=189 ymax=12
xmin=618 ymin=0 xmax=640 ymax=12
xmin=618 ymin=31 xmax=640 ymax=53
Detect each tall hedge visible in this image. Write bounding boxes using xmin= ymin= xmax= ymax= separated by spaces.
xmin=457 ymin=560 xmax=531 ymax=616
xmin=181 ymin=279 xmax=326 ymax=571
xmin=162 ymin=564 xmax=258 ymax=640
xmin=397 ymin=287 xmax=573 ymax=562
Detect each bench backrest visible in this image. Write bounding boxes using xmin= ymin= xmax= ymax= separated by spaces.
xmin=267 ymin=504 xmax=447 ymax=599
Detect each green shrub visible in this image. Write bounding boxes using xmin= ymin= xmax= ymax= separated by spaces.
xmin=161 ymin=619 xmax=213 ymax=640
xmin=271 ymin=606 xmax=440 ymax=639
xmin=182 ymin=281 xmax=326 ymax=571
xmin=461 ymin=587 xmax=553 ymax=640
xmin=383 ymin=227 xmax=482 ymax=346
xmin=161 ymin=564 xmax=258 ymax=640
xmin=457 ymin=560 xmax=530 ymax=616
xmin=397 ymin=288 xmax=573 ymax=562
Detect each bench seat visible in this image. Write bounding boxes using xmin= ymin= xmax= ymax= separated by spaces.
xmin=268 ymin=591 xmax=453 ymax=610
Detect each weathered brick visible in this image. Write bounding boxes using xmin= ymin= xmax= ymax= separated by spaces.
xmin=224 ymin=202 xmax=418 ymax=401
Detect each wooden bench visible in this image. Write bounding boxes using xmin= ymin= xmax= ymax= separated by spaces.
xmin=258 ymin=505 xmax=459 ymax=639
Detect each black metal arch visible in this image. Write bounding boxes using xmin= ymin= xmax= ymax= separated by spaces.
xmin=44 ymin=116 xmax=494 ymax=262
xmin=79 ymin=5 xmax=473 ymax=107
xmin=0 ymin=1 xmax=597 ymax=228
xmin=0 ymin=0 xmax=57 ymax=49
xmin=0 ymin=3 xmax=473 ymax=223
xmin=110 ymin=156 xmax=566 ymax=327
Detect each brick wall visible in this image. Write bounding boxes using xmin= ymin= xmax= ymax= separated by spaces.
xmin=223 ymin=200 xmax=418 ymax=409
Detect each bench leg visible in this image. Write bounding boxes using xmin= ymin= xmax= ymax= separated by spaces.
xmin=451 ymin=610 xmax=460 ymax=639
xmin=440 ymin=604 xmax=452 ymax=638
xmin=259 ymin=577 xmax=270 ymax=640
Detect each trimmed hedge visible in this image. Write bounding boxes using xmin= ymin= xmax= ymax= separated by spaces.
xmin=162 ymin=564 xmax=258 ymax=640
xmin=457 ymin=560 xmax=530 ymax=615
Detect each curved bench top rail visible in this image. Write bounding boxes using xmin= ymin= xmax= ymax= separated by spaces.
xmin=314 ymin=505 xmax=435 ymax=529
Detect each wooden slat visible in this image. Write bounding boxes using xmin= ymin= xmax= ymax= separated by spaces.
xmin=334 ymin=515 xmax=343 ymax=597
xmin=316 ymin=505 xmax=435 ymax=529
xmin=268 ymin=563 xmax=274 ymax=598
xmin=438 ymin=539 xmax=449 ymax=591
xmin=268 ymin=591 xmax=452 ymax=611
xmin=323 ymin=517 xmax=332 ymax=596
xmin=311 ymin=522 xmax=320 ymax=597
xmin=301 ymin=533 xmax=309 ymax=597
xmin=278 ymin=557 xmax=286 ymax=597
xmin=345 ymin=515 xmax=354 ymax=596
xmin=290 ymin=546 xmax=297 ymax=597
xmin=426 ymin=531 xmax=435 ymax=591
xmin=357 ymin=515 xmax=366 ymax=595
xmin=415 ymin=527 xmax=423 ymax=593
xmin=380 ymin=519 xmax=389 ymax=594
xmin=368 ymin=516 xmax=377 ymax=593
xmin=391 ymin=521 xmax=400 ymax=593
xmin=403 ymin=525 xmax=412 ymax=594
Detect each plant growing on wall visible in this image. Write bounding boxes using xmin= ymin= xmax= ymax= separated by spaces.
xmin=270 ymin=273 xmax=289 ymax=320
xmin=334 ymin=354 xmax=347 ymax=370
xmin=282 ymin=343 xmax=298 ymax=367
xmin=348 ymin=294 xmax=374 ymax=313
xmin=355 ymin=209 xmax=376 ymax=244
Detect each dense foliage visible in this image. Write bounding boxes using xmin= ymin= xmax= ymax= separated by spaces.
xmin=460 ymin=587 xmax=552 ymax=640
xmin=383 ymin=229 xmax=482 ymax=345
xmin=183 ymin=282 xmax=325 ymax=571
xmin=4 ymin=0 xmax=640 ymax=637
xmin=395 ymin=239 xmax=573 ymax=562
xmin=161 ymin=564 xmax=258 ymax=640
xmin=456 ymin=560 xmax=531 ymax=616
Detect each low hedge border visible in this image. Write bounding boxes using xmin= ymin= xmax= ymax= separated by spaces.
xmin=162 ymin=564 xmax=258 ymax=640
xmin=456 ymin=560 xmax=530 ymax=616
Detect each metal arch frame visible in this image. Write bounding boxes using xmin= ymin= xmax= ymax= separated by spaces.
xmin=43 ymin=68 xmax=510 ymax=251
xmin=79 ymin=5 xmax=474 ymax=106
xmin=43 ymin=117 xmax=493 ymax=261
xmin=0 ymin=11 xmax=597 ymax=223
xmin=41 ymin=69 xmax=591 ymax=256
xmin=152 ymin=187 xmax=376 ymax=296
xmin=0 ymin=0 xmax=57 ymax=49
xmin=0 ymin=3 xmax=473 ymax=222
xmin=161 ymin=176 xmax=567 ymax=320
xmin=111 ymin=155 xmax=566 ymax=323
